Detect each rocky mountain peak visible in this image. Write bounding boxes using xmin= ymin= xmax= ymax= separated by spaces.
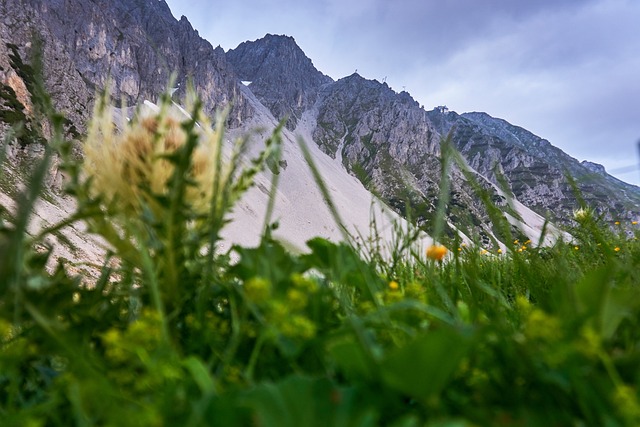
xmin=227 ymin=34 xmax=333 ymax=129
xmin=581 ymin=160 xmax=607 ymax=175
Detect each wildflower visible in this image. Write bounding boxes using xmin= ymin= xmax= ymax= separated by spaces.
xmin=614 ymin=247 xmax=621 ymax=252
xmin=480 ymin=249 xmax=488 ymax=255
xmin=426 ymin=244 xmax=447 ymax=261
xmin=388 ymin=280 xmax=399 ymax=290
xmin=615 ymin=221 xmax=620 ymax=225
xmin=83 ymin=96 xmax=225 ymax=216
xmin=573 ymin=207 xmax=592 ymax=221
xmin=513 ymin=239 xmax=519 ymax=245
xmin=632 ymin=221 xmax=638 ymax=225
xmin=102 ymin=328 xmax=127 ymax=363
xmin=291 ymin=273 xmax=318 ymax=293
xmin=524 ymin=240 xmax=531 ymax=245
xmin=525 ymin=308 xmax=561 ymax=342
xmin=280 ymin=314 xmax=317 ymax=339
xmin=404 ymin=282 xmax=427 ymax=303
xmin=574 ymin=246 xmax=579 ymax=250
xmin=268 ymin=301 xmax=290 ymax=322
xmin=515 ymin=295 xmax=532 ymax=314
xmin=497 ymin=248 xmax=503 ymax=254
xmin=577 ymin=325 xmax=601 ymax=358
xmin=286 ymin=288 xmax=308 ymax=310
xmin=243 ymin=277 xmax=271 ymax=304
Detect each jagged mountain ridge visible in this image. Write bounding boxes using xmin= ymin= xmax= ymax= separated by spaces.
xmin=428 ymin=110 xmax=640 ymax=224
xmin=227 ymin=34 xmax=333 ymax=130
xmin=227 ymin=34 xmax=640 ymax=234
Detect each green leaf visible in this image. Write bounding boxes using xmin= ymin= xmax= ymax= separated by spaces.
xmin=302 ymin=237 xmax=382 ymax=300
xmin=230 ymin=238 xmax=304 ymax=288
xmin=242 ymin=375 xmax=377 ymax=427
xmin=326 ymin=336 xmax=376 ymax=380
xmin=380 ymin=327 xmax=475 ymax=401
xmin=572 ymin=265 xmax=639 ymax=339
xmin=599 ymin=286 xmax=638 ymax=340
xmin=183 ymin=356 xmax=217 ymax=395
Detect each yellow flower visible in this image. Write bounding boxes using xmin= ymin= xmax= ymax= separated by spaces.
xmin=524 ymin=240 xmax=531 ymax=245
xmin=480 ymin=249 xmax=489 ymax=255
xmin=615 ymin=221 xmax=620 ymax=225
xmin=388 ymin=281 xmax=399 ymax=290
xmin=286 ymin=288 xmax=308 ymax=310
xmin=632 ymin=221 xmax=638 ymax=225
xmin=497 ymin=248 xmax=503 ymax=254
xmin=525 ymin=309 xmax=562 ymax=342
xmin=515 ymin=295 xmax=532 ymax=313
xmin=244 ymin=277 xmax=272 ymax=303
xmin=614 ymin=247 xmax=621 ymax=252
xmin=577 ymin=325 xmax=601 ymax=358
xmin=574 ymin=246 xmax=579 ymax=250
xmin=513 ymin=239 xmax=519 ymax=245
xmin=426 ymin=244 xmax=448 ymax=261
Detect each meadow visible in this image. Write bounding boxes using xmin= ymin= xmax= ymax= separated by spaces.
xmin=1 ymin=85 xmax=640 ymax=426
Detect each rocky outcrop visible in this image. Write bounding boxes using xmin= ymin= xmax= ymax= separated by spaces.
xmin=0 ymin=0 xmax=253 ymax=131
xmin=310 ymin=74 xmax=506 ymax=243
xmin=427 ymin=109 xmax=640 ymax=226
xmin=227 ymin=34 xmax=332 ymax=129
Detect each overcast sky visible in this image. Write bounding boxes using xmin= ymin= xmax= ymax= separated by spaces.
xmin=164 ymin=0 xmax=640 ymax=186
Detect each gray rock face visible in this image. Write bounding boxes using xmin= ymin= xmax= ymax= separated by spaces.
xmin=0 ymin=1 xmax=93 ymax=134
xmin=0 ymin=0 xmax=253 ymax=129
xmin=310 ymin=74 xmax=503 ymax=242
xmin=428 ymin=109 xmax=640 ymax=226
xmin=581 ymin=161 xmax=606 ymax=175
xmin=227 ymin=34 xmax=332 ymax=129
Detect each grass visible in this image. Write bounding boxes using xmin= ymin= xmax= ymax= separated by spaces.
xmin=1 ymin=67 xmax=640 ymax=426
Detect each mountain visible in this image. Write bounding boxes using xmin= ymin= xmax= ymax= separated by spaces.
xmin=227 ymin=34 xmax=333 ymax=130
xmin=1 ymin=0 xmax=639 ymax=265
xmin=0 ymin=0 xmax=422 ymax=269
xmin=227 ymin=35 xmax=640 ymax=237
xmin=428 ymin=110 xmax=640 ymax=226
xmin=0 ymin=0 xmax=252 ymax=131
